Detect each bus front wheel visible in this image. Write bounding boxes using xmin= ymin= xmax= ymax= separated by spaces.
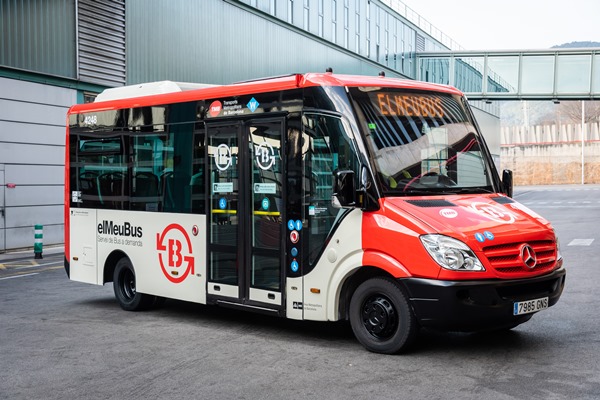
xmin=113 ymin=258 xmax=154 ymax=311
xmin=349 ymin=277 xmax=418 ymax=354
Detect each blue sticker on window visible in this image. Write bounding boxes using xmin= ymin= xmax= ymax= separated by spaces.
xmin=219 ymin=198 xmax=227 ymax=209
xmin=295 ymin=220 xmax=303 ymax=231
xmin=291 ymin=260 xmax=299 ymax=272
xmin=261 ymin=197 xmax=270 ymax=210
xmin=287 ymin=220 xmax=295 ymax=231
xmin=247 ymin=97 xmax=259 ymax=112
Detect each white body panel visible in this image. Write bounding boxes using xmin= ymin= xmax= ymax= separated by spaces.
xmin=70 ymin=209 xmax=100 ymax=284
xmin=70 ymin=207 xmax=364 ymax=319
xmin=285 ymin=277 xmax=304 ymax=320
xmin=302 ymin=209 xmax=364 ymax=321
xmin=70 ymin=208 xmax=207 ymax=304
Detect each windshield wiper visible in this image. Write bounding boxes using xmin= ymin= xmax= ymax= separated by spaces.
xmin=443 ymin=187 xmax=495 ymax=194
xmin=400 ymin=189 xmax=456 ymax=196
xmin=401 ymin=189 xmax=434 ymax=196
xmin=398 ymin=187 xmax=494 ymax=196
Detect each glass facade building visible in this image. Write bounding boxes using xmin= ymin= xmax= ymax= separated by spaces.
xmin=235 ymin=0 xmax=452 ymax=80
xmin=0 ymin=0 xmax=488 ymax=251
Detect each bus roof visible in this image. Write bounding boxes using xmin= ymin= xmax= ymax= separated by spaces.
xmin=68 ymin=73 xmax=463 ymax=114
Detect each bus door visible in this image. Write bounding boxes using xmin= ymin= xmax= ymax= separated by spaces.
xmin=206 ymin=119 xmax=284 ymax=311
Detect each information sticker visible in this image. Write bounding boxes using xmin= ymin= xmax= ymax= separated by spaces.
xmin=213 ymin=182 xmax=234 ymax=193
xmin=254 ymin=183 xmax=277 ymax=194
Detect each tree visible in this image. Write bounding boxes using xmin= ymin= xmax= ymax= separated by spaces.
xmin=558 ymin=101 xmax=600 ymax=124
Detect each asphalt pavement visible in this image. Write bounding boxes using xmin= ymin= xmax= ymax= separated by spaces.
xmin=1 ymin=184 xmax=599 ymax=400
xmin=0 ymin=245 xmax=65 ymax=280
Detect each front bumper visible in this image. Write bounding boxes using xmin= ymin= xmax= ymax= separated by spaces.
xmin=400 ymin=267 xmax=566 ymax=332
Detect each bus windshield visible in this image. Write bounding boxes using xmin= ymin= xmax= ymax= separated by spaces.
xmin=350 ymin=87 xmax=495 ymax=196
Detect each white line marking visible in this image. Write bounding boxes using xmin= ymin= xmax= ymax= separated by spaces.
xmin=568 ymin=239 xmax=594 ymax=246
xmin=0 ymin=273 xmax=40 ymax=281
xmin=13 ymin=261 xmax=61 ymax=270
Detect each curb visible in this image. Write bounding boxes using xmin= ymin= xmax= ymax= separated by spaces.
xmin=0 ymin=245 xmax=64 ymax=263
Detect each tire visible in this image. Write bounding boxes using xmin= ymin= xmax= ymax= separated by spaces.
xmin=349 ymin=278 xmax=418 ymax=354
xmin=113 ymin=257 xmax=155 ymax=311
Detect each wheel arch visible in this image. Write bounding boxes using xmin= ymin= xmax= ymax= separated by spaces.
xmin=362 ymin=249 xmax=411 ymax=278
xmin=338 ymin=265 xmax=408 ymax=321
xmin=102 ymin=250 xmax=128 ymax=284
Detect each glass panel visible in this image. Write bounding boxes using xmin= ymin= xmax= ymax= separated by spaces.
xmin=251 ymin=255 xmax=280 ymax=291
xmin=302 ymin=114 xmax=359 ymax=264
xmin=162 ymin=123 xmax=194 ymax=213
xmin=419 ymin=57 xmax=450 ymax=85
xmin=210 ymin=253 xmax=238 ymax=286
xmin=71 ymin=134 xmax=128 ymax=209
xmin=191 ymin=130 xmax=206 ymax=214
xmin=487 ymin=56 xmax=519 ymax=93
xmin=350 ymin=88 xmax=494 ymax=195
xmin=131 ymin=134 xmax=165 ymax=211
xmin=209 ymin=128 xmax=238 ymax=244
xmin=249 ymin=121 xmax=282 ymax=291
xmin=131 ymin=134 xmax=166 ymax=212
xmin=208 ymin=125 xmax=239 ymax=285
xmin=594 ymin=55 xmax=600 ymax=94
xmin=455 ymin=57 xmax=484 ymax=93
xmin=521 ymin=55 xmax=555 ymax=94
xmin=556 ymin=54 xmax=591 ymax=93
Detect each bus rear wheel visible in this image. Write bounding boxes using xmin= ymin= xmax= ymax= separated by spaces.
xmin=349 ymin=277 xmax=418 ymax=354
xmin=113 ymin=257 xmax=154 ymax=311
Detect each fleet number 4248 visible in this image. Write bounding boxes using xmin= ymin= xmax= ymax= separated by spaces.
xmin=83 ymin=115 xmax=97 ymax=125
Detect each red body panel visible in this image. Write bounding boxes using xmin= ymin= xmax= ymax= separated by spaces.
xmin=363 ymin=195 xmax=558 ymax=281
xmin=64 ymin=124 xmax=70 ymax=261
xmin=67 ymin=73 xmax=462 ymax=115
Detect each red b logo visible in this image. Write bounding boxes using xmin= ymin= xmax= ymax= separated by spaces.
xmin=157 ymin=224 xmax=195 ymax=283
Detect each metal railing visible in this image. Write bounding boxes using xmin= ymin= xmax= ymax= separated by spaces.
xmin=380 ymin=0 xmax=464 ymax=50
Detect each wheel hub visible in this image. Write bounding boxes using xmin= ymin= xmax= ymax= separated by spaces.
xmin=362 ymin=295 xmax=398 ymax=339
xmin=122 ymin=269 xmax=136 ymax=300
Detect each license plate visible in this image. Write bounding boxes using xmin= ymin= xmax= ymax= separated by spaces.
xmin=513 ymin=297 xmax=549 ymax=315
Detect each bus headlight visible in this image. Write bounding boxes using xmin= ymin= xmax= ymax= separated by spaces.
xmin=554 ymin=231 xmax=563 ymax=267
xmin=420 ymin=234 xmax=485 ymax=271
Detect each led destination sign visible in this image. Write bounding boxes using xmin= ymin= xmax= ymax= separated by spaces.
xmin=373 ymin=93 xmax=445 ymax=118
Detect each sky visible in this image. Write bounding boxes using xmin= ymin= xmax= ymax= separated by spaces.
xmin=402 ymin=0 xmax=600 ymax=50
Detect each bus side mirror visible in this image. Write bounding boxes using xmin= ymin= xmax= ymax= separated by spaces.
xmin=332 ymin=170 xmax=356 ymax=208
xmin=502 ymin=169 xmax=513 ymax=198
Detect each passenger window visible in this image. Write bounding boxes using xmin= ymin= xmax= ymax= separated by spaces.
xmin=131 ymin=134 xmax=166 ymax=211
xmin=191 ymin=129 xmax=206 ymax=213
xmin=71 ymin=134 xmax=128 ymax=210
xmin=302 ymin=113 xmax=359 ymax=264
xmin=161 ymin=125 xmax=193 ymax=213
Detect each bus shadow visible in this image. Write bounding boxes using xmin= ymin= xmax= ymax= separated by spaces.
xmin=413 ymin=327 xmax=545 ymax=355
xmin=78 ymin=296 xmax=546 ymax=355
xmin=158 ymin=298 xmax=356 ymax=344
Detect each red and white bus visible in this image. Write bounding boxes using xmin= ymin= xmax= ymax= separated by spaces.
xmin=65 ymin=73 xmax=565 ymax=354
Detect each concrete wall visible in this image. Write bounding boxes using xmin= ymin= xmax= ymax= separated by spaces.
xmin=0 ymin=77 xmax=75 ymax=251
xmin=500 ymin=122 xmax=600 ymax=185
